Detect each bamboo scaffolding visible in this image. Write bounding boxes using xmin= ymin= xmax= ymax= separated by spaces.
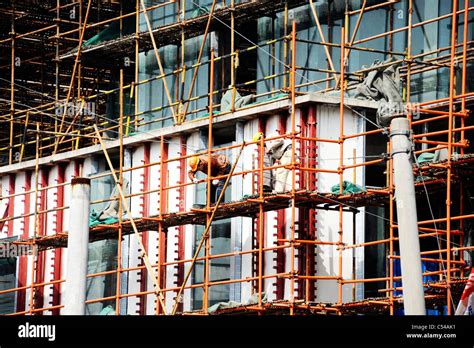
xmin=1 ymin=0 xmax=472 ymax=317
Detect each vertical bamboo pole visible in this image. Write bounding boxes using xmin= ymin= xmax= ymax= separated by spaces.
xmin=55 ymin=0 xmax=60 ymax=136
xmin=230 ymin=0 xmax=236 ymax=111
xmin=179 ymin=0 xmax=186 ymax=120
xmin=134 ymin=0 xmax=140 ymax=130
xmin=283 ymin=2 xmax=288 ymax=89
xmin=54 ymin=0 xmax=92 ymax=154
xmin=29 ymin=123 xmax=41 ymax=315
xmin=337 ymin=26 xmax=346 ymax=312
xmin=257 ymin=131 xmax=264 ymax=309
xmin=170 ymin=142 xmax=245 ymax=315
xmin=271 ymin=10 xmax=276 ymax=96
xmin=181 ymin=0 xmax=218 ymax=123
xmin=352 ymin=148 xmax=356 ymax=300
xmin=77 ymin=0 xmax=82 ymax=100
xmin=388 ymin=0 xmax=394 ymax=59
xmin=344 ymin=0 xmax=367 ymax=63
xmin=157 ymin=135 xmax=166 ymax=314
xmin=139 ymin=0 xmax=177 ymax=124
xmin=406 ymin=0 xmax=413 ymax=102
xmin=309 ymin=0 xmax=339 ymax=85
xmin=19 ymin=112 xmax=29 ymax=162
xmin=388 ymin=141 xmax=395 ymax=315
xmin=203 ymin=48 xmax=216 ymax=314
xmin=344 ymin=1 xmax=349 ymax=47
xmin=446 ymin=0 xmax=459 ymax=315
xmin=459 ymin=0 xmax=469 ymax=280
xmin=289 ymin=21 xmax=297 ymax=315
xmin=460 ymin=0 xmax=469 ymax=154
xmin=352 ymin=148 xmax=356 ymax=184
xmin=10 ymin=4 xmax=15 ymax=165
xmin=115 ymin=69 xmax=124 ymax=314
xmin=94 ymin=125 xmax=168 ymax=314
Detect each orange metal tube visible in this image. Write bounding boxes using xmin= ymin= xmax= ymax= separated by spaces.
xmin=337 ymin=26 xmax=346 ymax=313
xmin=289 ymin=20 xmax=297 ymax=315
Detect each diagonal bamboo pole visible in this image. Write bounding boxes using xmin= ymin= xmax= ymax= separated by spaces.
xmin=344 ymin=0 xmax=367 ymax=63
xmin=140 ymin=0 xmax=178 ymax=125
xmin=170 ymin=141 xmax=245 ymax=315
xmin=53 ymin=0 xmax=92 ymax=155
xmin=181 ymin=0 xmax=217 ymax=124
xmin=309 ymin=0 xmax=338 ymax=84
xmin=93 ymin=124 xmax=168 ymax=314
xmin=54 ymin=99 xmax=85 ymax=150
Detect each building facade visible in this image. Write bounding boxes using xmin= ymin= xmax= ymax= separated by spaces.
xmin=0 ymin=0 xmax=472 ymax=315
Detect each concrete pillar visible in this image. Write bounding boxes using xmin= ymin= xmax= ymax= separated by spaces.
xmin=390 ymin=118 xmax=426 ymax=315
xmin=63 ymin=177 xmax=91 ymax=315
xmin=230 ymin=121 xmax=244 ymax=302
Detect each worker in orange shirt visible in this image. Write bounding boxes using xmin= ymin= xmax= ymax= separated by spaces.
xmin=188 ymin=153 xmax=232 ymax=204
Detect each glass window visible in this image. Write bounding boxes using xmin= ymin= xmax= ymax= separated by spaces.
xmin=192 ymin=220 xmax=231 ymax=310
xmin=90 ymin=174 xmax=115 ymax=213
xmin=0 ymin=256 xmax=16 ymax=314
xmin=85 ymin=239 xmax=118 ymax=315
xmin=86 ymin=168 xmax=124 ymax=314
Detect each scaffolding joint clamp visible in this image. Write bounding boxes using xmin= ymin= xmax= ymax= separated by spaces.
xmin=381 ymin=152 xmax=390 ymax=161
xmin=391 ymin=148 xmax=410 ymax=156
xmin=388 ymin=130 xmax=411 ymax=138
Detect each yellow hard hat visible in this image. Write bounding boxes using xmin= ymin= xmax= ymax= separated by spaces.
xmin=253 ymin=131 xmax=264 ymax=142
xmin=189 ymin=156 xmax=200 ymax=171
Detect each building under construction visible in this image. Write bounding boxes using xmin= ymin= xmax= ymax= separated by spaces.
xmin=0 ymin=0 xmax=473 ymax=316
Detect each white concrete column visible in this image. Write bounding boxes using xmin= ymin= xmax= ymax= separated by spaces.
xmin=390 ymin=118 xmax=426 ymax=315
xmin=63 ymin=177 xmax=91 ymax=315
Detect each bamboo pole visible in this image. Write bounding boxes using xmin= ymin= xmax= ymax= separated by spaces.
xmin=53 ymin=0 xmax=92 ymax=154
xmin=203 ymin=48 xmax=216 ymax=314
xmin=28 ymin=122 xmax=41 ymax=315
xmin=134 ymin=0 xmax=140 ymax=130
xmin=115 ymin=69 xmax=124 ymax=314
xmin=170 ymin=142 xmax=245 ymax=315
xmin=309 ymin=0 xmax=338 ymax=85
xmin=289 ymin=20 xmax=297 ymax=315
xmin=337 ymin=27 xmax=346 ymax=313
xmin=93 ymin=124 xmax=168 ymax=314
xmin=344 ymin=0 xmax=367 ymax=63
xmin=445 ymin=0 xmax=459 ymax=315
xmin=181 ymin=0 xmax=218 ymax=124
xmin=139 ymin=0 xmax=177 ymax=125
xmin=230 ymin=0 xmax=236 ymax=111
xmin=9 ymin=4 xmax=14 ymax=165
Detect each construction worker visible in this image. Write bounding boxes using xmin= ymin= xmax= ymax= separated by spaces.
xmin=188 ymin=153 xmax=231 ymax=204
xmin=267 ymin=133 xmax=293 ymax=193
xmin=253 ymin=131 xmax=273 ymax=193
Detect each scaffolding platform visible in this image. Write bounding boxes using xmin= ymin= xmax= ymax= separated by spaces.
xmin=60 ymin=0 xmax=308 ymax=62
xmin=31 ymin=189 xmax=387 ymax=250
xmin=335 ymin=277 xmax=469 ymax=315
xmin=205 ymin=277 xmax=468 ymax=315
xmin=26 ymin=154 xmax=474 ymax=251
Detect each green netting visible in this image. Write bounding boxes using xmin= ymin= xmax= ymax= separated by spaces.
xmin=191 ymin=3 xmax=224 ymax=18
xmin=417 ymin=152 xmax=435 ymax=164
xmin=89 ymin=210 xmax=119 ymax=227
xmin=83 ymin=16 xmax=135 ymax=48
xmin=99 ymin=305 xmax=116 ymax=315
xmin=330 ymin=180 xmax=365 ymax=194
xmin=208 ymin=292 xmax=267 ymax=314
